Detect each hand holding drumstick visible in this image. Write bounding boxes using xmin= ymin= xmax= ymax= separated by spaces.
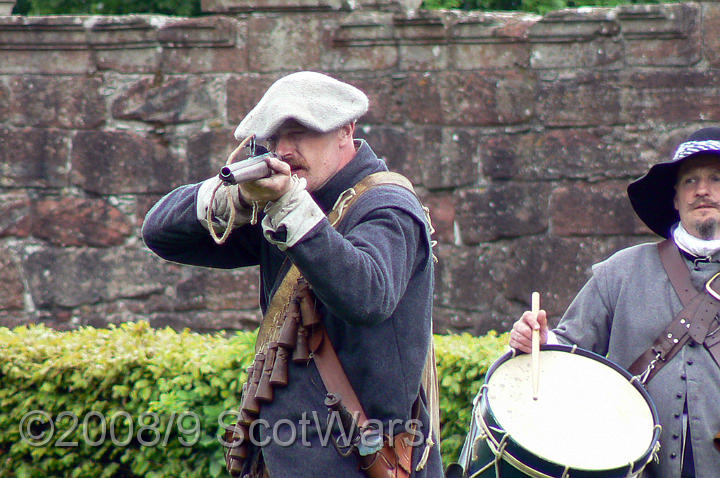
xmin=509 ymin=293 xmax=548 ymax=399
xmin=508 ymin=295 xmax=550 ymax=354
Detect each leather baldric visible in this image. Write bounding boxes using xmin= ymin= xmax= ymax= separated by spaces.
xmin=629 ymin=239 xmax=720 ymax=383
xmin=313 ymin=324 xmax=415 ymax=477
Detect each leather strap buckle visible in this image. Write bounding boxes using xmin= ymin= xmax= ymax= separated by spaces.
xmin=706 ymin=271 xmax=720 ymax=301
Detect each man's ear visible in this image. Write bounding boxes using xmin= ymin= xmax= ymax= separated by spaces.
xmin=339 ymin=122 xmax=355 ymax=141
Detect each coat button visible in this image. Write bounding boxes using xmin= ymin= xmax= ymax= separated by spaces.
xmin=687 ymin=359 xmax=694 ymax=365
xmin=680 ymin=374 xmax=687 ymax=380
xmin=671 ymin=453 xmax=677 ymax=459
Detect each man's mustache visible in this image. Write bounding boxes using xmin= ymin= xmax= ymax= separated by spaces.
xmin=690 ymin=199 xmax=720 ymax=209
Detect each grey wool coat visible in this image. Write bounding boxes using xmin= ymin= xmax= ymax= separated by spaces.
xmin=142 ymin=140 xmax=443 ymax=478
xmin=554 ymin=241 xmax=720 ymax=478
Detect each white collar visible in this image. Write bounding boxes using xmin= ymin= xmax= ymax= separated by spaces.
xmin=672 ymin=222 xmax=720 ymax=258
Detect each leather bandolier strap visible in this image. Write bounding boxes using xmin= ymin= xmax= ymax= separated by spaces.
xmin=315 ymin=321 xmax=417 ymax=478
xmin=224 ymin=171 xmax=437 ymax=477
xmin=629 ymin=239 xmax=720 ymax=384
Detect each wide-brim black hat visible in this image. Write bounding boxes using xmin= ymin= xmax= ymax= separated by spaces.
xmin=627 ymin=127 xmax=720 ymax=238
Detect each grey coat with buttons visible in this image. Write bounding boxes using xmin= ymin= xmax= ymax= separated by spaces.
xmin=554 ymin=241 xmax=720 ymax=478
xmin=142 ymin=141 xmax=442 ymax=478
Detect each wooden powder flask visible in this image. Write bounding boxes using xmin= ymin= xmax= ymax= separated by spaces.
xmin=226 ymin=452 xmax=244 ymax=477
xmin=224 ymin=413 xmax=251 ymax=476
xmin=224 ymin=370 xmax=255 ymax=476
xmin=227 ymin=424 xmax=249 ymax=458
xmin=292 ymin=279 xmax=321 ymax=362
xmin=225 ymin=279 xmax=323 ymax=477
xmin=237 ymin=407 xmax=255 ymax=427
xmin=237 ymin=366 xmax=252 ymax=418
xmin=238 ymin=367 xmax=255 ymax=426
xmin=270 ymin=346 xmax=290 ymax=387
xmin=270 ymin=310 xmax=292 ymax=387
xmin=256 ymin=342 xmax=278 ymax=402
xmin=225 ymin=414 xmax=250 ymax=474
xmin=298 ymin=279 xmax=320 ymax=328
xmin=231 ymin=422 xmax=250 ymax=444
xmin=277 ymin=300 xmax=300 ymax=349
xmin=242 ymin=353 xmax=265 ymax=416
xmin=225 ymin=421 xmax=250 ymax=476
xmin=276 ymin=299 xmax=300 ymax=376
xmin=293 ymin=326 xmax=310 ymax=362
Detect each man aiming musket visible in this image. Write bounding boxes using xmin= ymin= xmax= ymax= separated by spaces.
xmin=142 ymin=71 xmax=442 ymax=478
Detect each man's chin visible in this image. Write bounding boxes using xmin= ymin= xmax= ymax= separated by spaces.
xmin=693 ymin=217 xmax=720 ymax=240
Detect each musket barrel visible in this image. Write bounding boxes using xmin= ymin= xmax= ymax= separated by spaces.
xmin=219 ymin=153 xmax=273 ymax=184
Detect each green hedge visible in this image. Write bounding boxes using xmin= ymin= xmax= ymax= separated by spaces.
xmin=422 ymin=0 xmax=677 ymax=15
xmin=12 ymin=0 xmax=681 ymax=16
xmin=12 ymin=0 xmax=203 ymax=16
xmin=0 ymin=321 xmax=509 ymax=477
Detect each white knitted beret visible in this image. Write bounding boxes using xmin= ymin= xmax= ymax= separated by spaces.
xmin=234 ymin=71 xmax=369 ymax=141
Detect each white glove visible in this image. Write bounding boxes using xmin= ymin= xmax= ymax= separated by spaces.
xmin=196 ymin=176 xmax=253 ymax=232
xmin=262 ymin=176 xmax=325 ymax=250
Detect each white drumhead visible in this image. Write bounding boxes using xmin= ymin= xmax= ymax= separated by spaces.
xmin=483 ymin=350 xmax=655 ymax=470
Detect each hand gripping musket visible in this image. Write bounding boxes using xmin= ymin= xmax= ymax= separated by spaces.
xmin=206 ymin=135 xmax=275 ymax=245
xmin=217 ymin=135 xmax=273 ymax=185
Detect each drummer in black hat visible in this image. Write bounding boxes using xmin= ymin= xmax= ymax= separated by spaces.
xmin=629 ymin=127 xmax=720 ymax=242
xmin=510 ymin=127 xmax=720 ymax=478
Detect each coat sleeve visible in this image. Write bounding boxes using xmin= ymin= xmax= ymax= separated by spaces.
xmin=553 ymin=269 xmax=613 ymax=356
xmin=141 ymin=184 xmax=264 ymax=268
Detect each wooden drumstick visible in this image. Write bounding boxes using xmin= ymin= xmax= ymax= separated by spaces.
xmin=531 ymin=291 xmax=540 ymax=400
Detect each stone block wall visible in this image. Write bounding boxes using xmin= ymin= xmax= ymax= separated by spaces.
xmin=1 ymin=0 xmax=719 ymax=335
